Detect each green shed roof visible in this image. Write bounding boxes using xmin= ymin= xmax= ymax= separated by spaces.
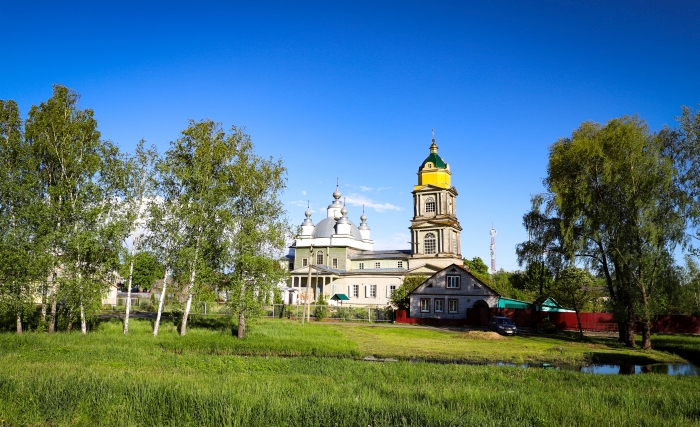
xmin=330 ymin=294 xmax=350 ymax=301
xmin=419 ymin=153 xmax=447 ymax=170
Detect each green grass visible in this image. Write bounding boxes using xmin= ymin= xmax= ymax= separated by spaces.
xmin=0 ymin=319 xmax=699 ymax=426
xmin=333 ymin=324 xmax=687 ymax=365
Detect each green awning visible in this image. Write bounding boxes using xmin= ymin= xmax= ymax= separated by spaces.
xmin=331 ymin=294 xmax=350 ymax=301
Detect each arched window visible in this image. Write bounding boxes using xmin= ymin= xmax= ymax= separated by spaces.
xmin=316 ymin=250 xmax=324 ymax=265
xmin=424 ymin=232 xmax=436 ymax=254
xmin=425 ymin=197 xmax=436 ymax=213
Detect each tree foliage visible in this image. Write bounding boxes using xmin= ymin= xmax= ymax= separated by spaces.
xmin=390 ymin=275 xmax=427 ymax=310
xmin=551 ymin=266 xmax=595 ymax=339
xmin=517 ymin=111 xmax=700 ymax=349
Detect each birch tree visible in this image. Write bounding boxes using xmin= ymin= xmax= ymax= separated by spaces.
xmin=159 ymin=119 xmax=239 ymax=336
xmin=122 ymin=140 xmax=158 ymax=334
xmin=0 ymin=100 xmax=48 ymax=334
xmin=224 ymin=128 xmax=289 ymax=338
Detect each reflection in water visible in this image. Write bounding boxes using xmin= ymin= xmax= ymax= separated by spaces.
xmin=580 ymin=364 xmax=700 ymax=376
xmin=403 ymin=358 xmax=699 ymax=375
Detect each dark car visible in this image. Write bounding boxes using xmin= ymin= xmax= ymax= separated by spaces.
xmin=489 ymin=316 xmax=517 ymax=336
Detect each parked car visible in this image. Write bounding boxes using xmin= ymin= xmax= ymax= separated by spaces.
xmin=489 ymin=316 xmax=517 ymax=336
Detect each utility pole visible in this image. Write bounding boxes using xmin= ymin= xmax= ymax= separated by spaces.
xmin=302 ymin=245 xmax=313 ymax=325
xmin=490 ymin=225 xmax=497 ymax=273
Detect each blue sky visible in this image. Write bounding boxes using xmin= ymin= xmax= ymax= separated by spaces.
xmin=2 ymin=1 xmax=699 ymax=270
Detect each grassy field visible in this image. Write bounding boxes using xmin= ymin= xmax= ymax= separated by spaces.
xmin=0 ymin=318 xmax=699 ymax=426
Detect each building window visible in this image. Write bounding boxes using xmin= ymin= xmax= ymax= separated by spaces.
xmin=448 ymin=299 xmax=458 ymax=313
xmin=424 ymin=232 xmax=436 ymax=254
xmin=316 ymin=250 xmax=324 ymax=265
xmin=358 ymin=262 xmax=364 ymax=270
xmin=425 ymin=197 xmax=436 ymax=213
xmin=397 ymin=261 xmax=403 ymax=268
xmin=375 ymin=262 xmax=381 ymax=269
xmin=352 ymin=284 xmax=359 ymax=298
xmin=434 ymin=299 xmax=444 ymax=313
xmin=447 ymin=275 xmax=461 ymax=289
xmin=364 ymin=285 xmax=377 ymax=298
xmin=389 ymin=285 xmax=397 ymax=296
xmin=332 ymin=258 xmax=338 ymax=268
xmin=302 ymin=258 xmax=308 ymax=267
xmin=420 ymin=298 xmax=430 ymax=313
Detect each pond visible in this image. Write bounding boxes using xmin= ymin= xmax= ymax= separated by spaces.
xmin=375 ymin=357 xmax=700 ymax=376
xmin=494 ymin=361 xmax=700 ymax=375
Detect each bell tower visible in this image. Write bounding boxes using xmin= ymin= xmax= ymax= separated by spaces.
xmin=409 ymin=131 xmax=463 ymax=268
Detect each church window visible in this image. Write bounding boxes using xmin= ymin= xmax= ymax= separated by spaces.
xmin=316 ymin=250 xmax=324 ymax=265
xmin=425 ymin=197 xmax=436 ymax=213
xmin=424 ymin=233 xmax=437 ymax=254
xmin=358 ymin=262 xmax=365 ymax=270
xmin=302 ymin=258 xmax=308 ymax=267
xmin=397 ymin=261 xmax=403 ymax=269
xmin=375 ymin=262 xmax=381 ymax=269
xmin=332 ymin=258 xmax=338 ymax=269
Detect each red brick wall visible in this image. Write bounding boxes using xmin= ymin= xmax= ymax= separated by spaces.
xmin=394 ymin=309 xmax=700 ymax=334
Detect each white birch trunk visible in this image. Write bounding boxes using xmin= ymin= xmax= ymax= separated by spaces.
xmin=180 ymin=231 xmax=201 ymax=336
xmin=16 ymin=314 xmax=22 ymax=335
xmin=124 ymin=237 xmax=138 ymax=335
xmin=181 ymin=292 xmax=194 ymax=336
xmin=80 ymin=303 xmax=87 ymax=335
xmin=153 ymin=268 xmax=169 ymax=337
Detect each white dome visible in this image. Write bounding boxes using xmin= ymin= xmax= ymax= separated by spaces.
xmin=312 ymin=217 xmax=363 ymax=240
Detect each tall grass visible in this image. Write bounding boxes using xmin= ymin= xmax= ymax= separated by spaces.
xmin=0 ymin=319 xmax=699 ymax=426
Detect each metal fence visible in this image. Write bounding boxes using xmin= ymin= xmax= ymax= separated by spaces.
xmin=107 ymin=298 xmax=229 ymax=315
xmin=266 ymin=304 xmax=394 ymax=322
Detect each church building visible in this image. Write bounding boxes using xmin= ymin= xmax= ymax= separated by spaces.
xmin=286 ymin=134 xmax=465 ymax=306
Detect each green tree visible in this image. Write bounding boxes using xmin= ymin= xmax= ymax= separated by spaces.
xmin=551 ymin=266 xmax=595 ymax=340
xmin=24 ymin=85 xmax=121 ymax=333
xmin=390 ymin=275 xmax=427 ymax=310
xmin=0 ymin=100 xmax=48 ymax=334
xmin=158 ymin=120 xmax=235 ymax=336
xmin=464 ymin=256 xmax=488 ymax=276
xmin=221 ymin=126 xmax=290 ymax=338
xmin=518 ymin=115 xmax=691 ymax=349
xmin=120 ymin=140 xmax=158 ymax=334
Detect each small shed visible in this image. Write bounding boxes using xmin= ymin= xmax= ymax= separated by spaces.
xmin=330 ymin=293 xmax=350 ymax=306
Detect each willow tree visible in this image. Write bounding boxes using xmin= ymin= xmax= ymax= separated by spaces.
xmin=519 ymin=115 xmax=689 ymax=349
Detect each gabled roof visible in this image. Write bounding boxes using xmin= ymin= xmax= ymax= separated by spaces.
xmin=408 ymin=263 xmax=501 ymax=296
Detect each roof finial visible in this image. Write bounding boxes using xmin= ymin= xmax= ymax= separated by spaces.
xmin=307 ymin=200 xmax=310 ymax=209
xmin=430 ymin=129 xmax=438 ymax=154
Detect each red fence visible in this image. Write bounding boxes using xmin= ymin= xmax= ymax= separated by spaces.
xmin=394 ymin=309 xmax=700 ymax=334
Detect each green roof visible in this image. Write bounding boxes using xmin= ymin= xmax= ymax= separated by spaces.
xmin=419 ymin=153 xmax=447 ymax=170
xmin=330 ymin=293 xmax=350 ymax=301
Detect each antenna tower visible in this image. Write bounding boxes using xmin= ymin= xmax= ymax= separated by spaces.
xmin=490 ymin=225 xmax=497 ymax=273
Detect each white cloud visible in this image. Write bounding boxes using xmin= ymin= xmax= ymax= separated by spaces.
xmin=301 ymin=190 xmax=306 ymax=195
xmin=374 ymin=233 xmax=411 ymax=250
xmin=344 ymin=193 xmax=403 ymax=212
xmin=359 ymin=186 xmax=373 ymax=192
xmin=376 ymin=187 xmax=392 ymax=192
